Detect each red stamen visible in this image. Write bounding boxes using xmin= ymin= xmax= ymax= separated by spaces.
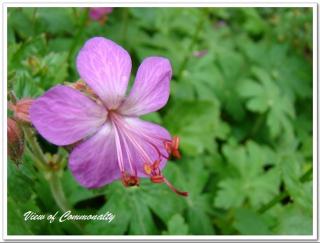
xmin=172 ymin=149 xmax=181 ymax=160
xmin=164 ymin=140 xmax=172 ymax=154
xmin=151 ymin=159 xmax=161 ymax=170
xmin=172 ymin=136 xmax=180 ymax=150
xmin=163 ymin=136 xmax=182 ymax=159
xmin=110 ymin=112 xmax=186 ymax=196
xmin=147 ymin=160 xmax=188 ymax=197
xmin=150 ymin=175 xmax=165 ymax=183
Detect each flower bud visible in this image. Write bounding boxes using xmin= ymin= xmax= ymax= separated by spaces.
xmin=9 ymin=98 xmax=34 ymax=123
xmin=7 ymin=118 xmax=24 ymax=164
xmin=89 ymin=7 xmax=113 ymax=21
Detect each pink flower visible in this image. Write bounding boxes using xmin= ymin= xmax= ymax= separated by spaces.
xmin=89 ymin=7 xmax=113 ymax=21
xmin=30 ymin=37 xmax=187 ymax=196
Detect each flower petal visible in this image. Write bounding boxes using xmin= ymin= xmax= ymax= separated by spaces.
xmin=120 ymin=117 xmax=171 ymax=176
xmin=76 ymin=37 xmax=132 ymax=109
xmin=69 ymin=123 xmax=120 ymax=188
xmin=69 ymin=117 xmax=172 ymax=188
xmin=30 ymin=85 xmax=106 ymax=146
xmin=119 ymin=57 xmax=172 ymax=116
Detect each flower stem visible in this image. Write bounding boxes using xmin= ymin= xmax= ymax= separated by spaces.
xmin=67 ymin=8 xmax=88 ymax=66
xmin=31 ymin=8 xmax=38 ymax=26
xmin=23 ymin=126 xmax=49 ymax=171
xmin=258 ymin=166 xmax=313 ymax=214
xmin=121 ymin=8 xmax=129 ymax=45
xmin=177 ymin=16 xmax=205 ymax=80
xmin=23 ymin=126 xmax=71 ymax=212
xmin=47 ymin=171 xmax=70 ymax=212
xmin=47 ymin=171 xmax=84 ymax=232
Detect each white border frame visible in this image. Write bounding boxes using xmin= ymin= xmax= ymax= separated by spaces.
xmin=1 ymin=1 xmax=318 ymax=241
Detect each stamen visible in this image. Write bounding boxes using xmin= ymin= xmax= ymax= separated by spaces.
xmin=118 ymin=129 xmax=136 ymax=175
xmin=129 ymin=128 xmax=170 ymax=160
xmin=144 ymin=163 xmax=152 ymax=175
xmin=150 ymin=175 xmax=165 ymax=183
xmin=164 ymin=136 xmax=181 ymax=159
xmin=172 ymin=136 xmax=180 ymax=150
xmin=112 ymin=113 xmax=170 ymax=161
xmin=172 ymin=149 xmax=181 ymax=160
xmin=112 ymin=123 xmax=125 ymax=172
xmin=121 ymin=171 xmax=139 ymax=187
xmin=144 ymin=159 xmax=161 ymax=175
xmin=111 ymin=113 xmax=153 ymax=164
xmin=163 ymin=177 xmax=188 ymax=197
xmin=109 ymin=112 xmax=187 ymax=196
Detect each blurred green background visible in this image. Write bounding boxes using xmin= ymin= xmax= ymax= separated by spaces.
xmin=7 ymin=7 xmax=313 ymax=235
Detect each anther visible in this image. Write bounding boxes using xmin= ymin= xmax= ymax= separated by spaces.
xmin=144 ymin=163 xmax=152 ymax=175
xmin=164 ymin=136 xmax=181 ymax=159
xmin=121 ymin=172 xmax=139 ymax=187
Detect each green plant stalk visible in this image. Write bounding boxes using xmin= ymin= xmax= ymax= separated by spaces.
xmin=31 ymin=8 xmax=38 ymax=27
xmin=121 ymin=8 xmax=129 ymax=45
xmin=67 ymin=8 xmax=88 ymax=64
xmin=47 ymin=171 xmax=83 ymax=232
xmin=47 ymin=171 xmax=70 ymax=212
xmin=177 ymin=16 xmax=205 ymax=80
xmin=258 ymin=166 xmax=313 ymax=214
xmin=23 ymin=126 xmax=49 ymax=171
xmin=23 ymin=126 xmax=71 ymax=212
xmin=25 ymin=146 xmax=47 ymax=171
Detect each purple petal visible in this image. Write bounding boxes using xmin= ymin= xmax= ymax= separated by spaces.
xmin=30 ymin=85 xmax=106 ymax=146
xmin=89 ymin=7 xmax=113 ymax=21
xmin=119 ymin=57 xmax=172 ymax=116
xmin=69 ymin=123 xmax=120 ymax=188
xmin=76 ymin=37 xmax=132 ymax=109
xmin=119 ymin=117 xmax=171 ymax=177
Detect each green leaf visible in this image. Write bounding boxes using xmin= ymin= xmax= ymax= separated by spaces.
xmin=38 ymin=52 xmax=69 ymax=89
xmin=8 ymin=157 xmax=36 ymax=202
xmin=214 ymin=178 xmax=246 ymax=209
xmin=187 ymin=195 xmax=215 ymax=235
xmin=239 ymin=66 xmax=295 ymax=138
xmin=275 ymin=205 xmax=312 ymax=235
xmin=48 ymin=37 xmax=73 ymax=52
xmin=180 ymin=157 xmax=215 ymax=234
xmin=215 ymin=141 xmax=280 ymax=209
xmin=164 ymin=100 xmax=229 ymax=156
xmin=85 ymin=182 xmax=158 ymax=235
xmin=62 ymin=170 xmax=103 ymax=206
xmin=85 ymin=161 xmax=188 ymax=235
xmin=8 ymin=8 xmax=34 ymax=39
xmin=234 ymin=208 xmax=271 ymax=235
xmin=8 ymin=197 xmax=38 ymax=235
xmin=277 ymin=142 xmax=312 ymax=213
xmin=10 ymin=69 xmax=44 ymax=98
xmin=37 ymin=8 xmax=75 ymax=34
xmin=242 ymin=9 xmax=267 ymax=36
xmin=163 ymin=214 xmax=189 ymax=235
xmin=187 ymin=46 xmax=246 ymax=121
xmin=143 ymin=171 xmax=186 ymax=224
